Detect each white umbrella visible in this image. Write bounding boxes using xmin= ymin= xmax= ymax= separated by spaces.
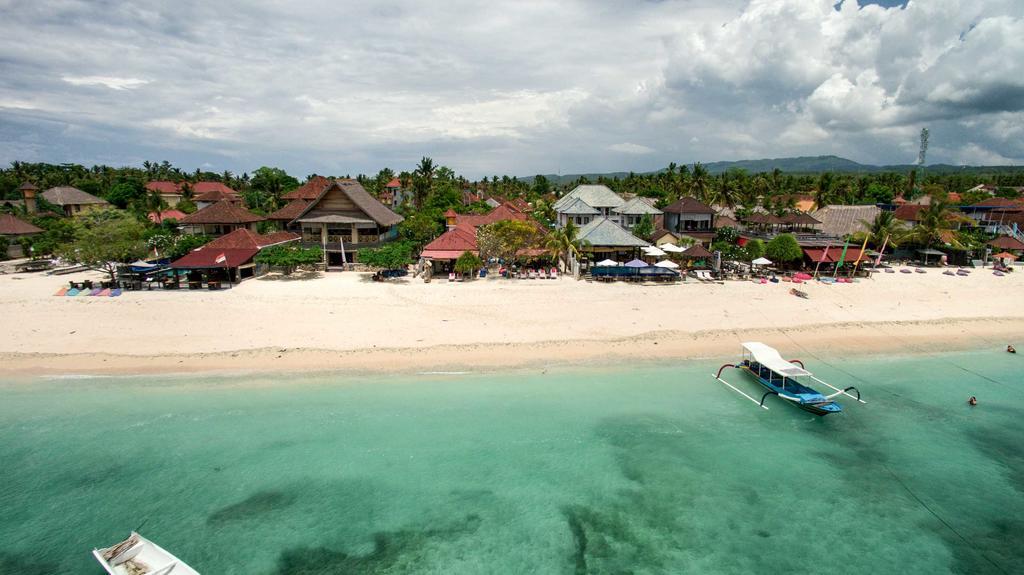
xmin=596 ymin=259 xmax=619 ymax=266
xmin=655 ymin=259 xmax=680 ymax=269
xmin=752 ymin=257 xmax=772 ymax=266
xmin=642 ymin=246 xmax=666 ymax=256
xmin=660 ymin=243 xmax=685 ymax=253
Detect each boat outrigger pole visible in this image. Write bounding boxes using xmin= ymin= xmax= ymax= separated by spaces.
xmin=713 ymin=364 xmax=771 ymax=409
xmin=809 ymin=376 xmax=865 ymax=404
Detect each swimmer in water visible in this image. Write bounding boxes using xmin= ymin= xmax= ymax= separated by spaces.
xmin=1008 ymin=345 xmax=1016 ymax=354
xmin=968 ymin=396 xmax=978 ymax=406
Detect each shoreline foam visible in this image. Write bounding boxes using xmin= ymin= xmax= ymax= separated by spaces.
xmin=2 ymin=317 xmax=1020 ymax=378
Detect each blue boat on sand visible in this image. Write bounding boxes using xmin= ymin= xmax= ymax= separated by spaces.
xmin=714 ymin=342 xmax=864 ymax=415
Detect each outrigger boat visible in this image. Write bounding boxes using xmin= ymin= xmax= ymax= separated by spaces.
xmin=713 ymin=342 xmax=864 ymax=415
xmin=93 ymin=532 xmax=199 ymax=575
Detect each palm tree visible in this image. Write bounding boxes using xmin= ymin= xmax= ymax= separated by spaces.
xmin=907 ymin=199 xmax=962 ymax=248
xmin=858 ymin=210 xmax=906 ymax=249
xmin=690 ymin=163 xmax=710 ymax=204
xmin=544 ymin=221 xmax=589 ymax=267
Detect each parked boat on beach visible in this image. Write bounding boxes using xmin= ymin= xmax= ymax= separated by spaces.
xmin=713 ymin=342 xmax=864 ymax=415
xmin=93 ymin=532 xmax=199 ymax=575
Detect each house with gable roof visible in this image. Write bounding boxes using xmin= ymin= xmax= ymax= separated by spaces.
xmin=268 ymin=178 xmax=403 ymax=266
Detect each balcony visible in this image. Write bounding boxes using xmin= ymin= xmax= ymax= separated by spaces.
xmin=300 ymin=239 xmax=389 ymax=251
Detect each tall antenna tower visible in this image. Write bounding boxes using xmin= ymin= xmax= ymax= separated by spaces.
xmin=916 ymin=128 xmax=929 ymax=167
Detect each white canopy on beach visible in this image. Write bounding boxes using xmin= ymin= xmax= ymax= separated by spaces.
xmin=642 ymin=246 xmax=666 ymax=256
xmin=751 ymin=257 xmax=772 ymax=266
xmin=596 ymin=259 xmax=620 ymax=266
xmin=654 ymin=260 xmax=679 ymax=269
xmin=660 ymin=243 xmax=685 ymax=253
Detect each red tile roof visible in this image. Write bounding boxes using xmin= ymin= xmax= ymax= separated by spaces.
xmin=989 ymin=236 xmax=1024 ymax=250
xmin=171 ymin=248 xmax=259 ymax=269
xmin=195 ymin=189 xmax=240 ymax=203
xmin=420 ymin=225 xmax=478 ymax=260
xmin=266 ymin=199 xmax=312 ymax=221
xmin=148 ymin=209 xmax=188 ymax=223
xmin=145 ymin=181 xmax=182 ymax=195
xmin=204 ymin=228 xmax=300 ymax=250
xmin=455 ymin=204 xmax=531 ymax=228
xmin=971 ymin=197 xmax=1024 ymax=209
xmin=193 ymin=182 xmax=237 ymax=195
xmin=385 ymin=178 xmax=402 ymax=188
xmin=803 ymin=247 xmax=865 ymax=263
xmin=284 ymin=175 xmax=333 ymax=200
xmin=180 ymin=200 xmax=264 ymax=225
xmin=894 ymin=204 xmax=926 ymax=221
xmin=0 ymin=213 xmax=43 ymax=235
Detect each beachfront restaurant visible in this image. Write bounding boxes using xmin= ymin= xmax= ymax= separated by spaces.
xmin=576 ymin=217 xmax=649 ymax=269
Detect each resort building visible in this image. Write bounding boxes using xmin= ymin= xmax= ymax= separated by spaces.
xmin=41 ymin=186 xmax=109 ymax=216
xmin=552 ymin=185 xmax=661 ymax=233
xmin=268 ymin=178 xmax=403 ymax=267
xmin=179 ymin=200 xmax=264 ymax=237
xmin=810 ymin=205 xmax=881 ymax=238
xmin=576 ymin=217 xmax=649 ymax=265
xmin=145 ymin=181 xmax=238 ymax=207
xmin=421 ymin=201 xmax=544 ymax=268
xmin=148 ymin=209 xmax=189 ymax=224
xmin=170 ymin=228 xmax=300 ymax=284
xmin=379 ymin=177 xmax=404 ymax=206
xmin=554 ymin=185 xmax=625 ymax=227
xmin=0 ymin=213 xmax=43 ymax=258
xmin=660 ymin=197 xmax=716 ymax=246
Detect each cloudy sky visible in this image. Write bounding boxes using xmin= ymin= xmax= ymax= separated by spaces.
xmin=0 ymin=0 xmax=1021 ymax=178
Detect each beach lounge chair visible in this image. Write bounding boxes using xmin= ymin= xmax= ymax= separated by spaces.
xmin=539 ymin=269 xmax=548 ymax=279
xmin=550 ymin=268 xmax=558 ymax=279
xmin=448 ymin=272 xmax=456 ymax=282
xmin=529 ymin=269 xmax=537 ymax=279
xmin=915 ymin=268 xmax=927 ymax=274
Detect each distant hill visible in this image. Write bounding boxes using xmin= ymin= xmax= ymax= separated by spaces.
xmin=521 ymin=155 xmax=1024 ymax=185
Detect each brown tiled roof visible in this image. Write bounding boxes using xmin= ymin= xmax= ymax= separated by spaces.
xmin=204 ymin=228 xmax=300 ymax=250
xmin=680 ymin=244 xmax=713 ymax=258
xmin=193 ymin=182 xmax=237 ymax=195
xmin=650 ymin=229 xmax=680 ymax=242
xmin=662 ymin=197 xmax=714 ymax=214
xmin=284 ymin=175 xmax=333 ymax=200
xmin=195 ymin=189 xmax=239 ymax=203
xmin=894 ymin=204 xmax=926 ymax=221
xmin=41 ymin=186 xmax=108 ymax=206
xmin=971 ymin=197 xmax=1024 ymax=208
xmin=266 ymin=199 xmax=311 ymax=221
xmin=17 ymin=182 xmax=38 ymax=192
xmin=145 ymin=181 xmax=182 ymax=195
xmin=421 ymin=225 xmax=478 ymax=259
xmin=989 ymin=236 xmax=1024 ymax=250
xmin=294 ymin=179 xmax=403 ymax=227
xmin=385 ymin=178 xmax=402 ymax=188
xmin=0 ymin=213 xmax=43 ymax=235
xmin=778 ymin=212 xmax=821 ymax=225
xmin=180 ymin=200 xmax=264 ymax=225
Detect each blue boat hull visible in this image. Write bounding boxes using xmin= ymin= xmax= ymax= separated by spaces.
xmin=739 ymin=361 xmax=842 ymax=416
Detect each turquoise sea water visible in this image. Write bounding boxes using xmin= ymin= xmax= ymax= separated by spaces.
xmin=1 ymin=350 xmax=1022 ymax=575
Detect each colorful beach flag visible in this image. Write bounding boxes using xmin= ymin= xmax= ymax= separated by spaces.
xmin=214 ymin=253 xmax=227 ymax=264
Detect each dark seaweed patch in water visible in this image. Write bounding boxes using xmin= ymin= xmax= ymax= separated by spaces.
xmin=0 ymin=552 xmax=60 ymax=575
xmin=208 ymin=490 xmax=296 ymax=525
xmin=272 ymin=513 xmax=481 ymax=574
xmin=563 ymin=507 xmax=588 ymax=575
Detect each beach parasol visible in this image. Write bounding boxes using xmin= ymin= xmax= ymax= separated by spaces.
xmin=660 ymin=243 xmax=685 ymax=253
xmin=624 ymin=259 xmax=648 ymax=268
xmin=992 ymin=251 xmax=1017 ymax=260
xmin=751 ymin=257 xmax=772 ymax=266
xmin=596 ymin=259 xmax=620 ymax=266
xmin=129 ymin=260 xmax=159 ymax=268
xmin=642 ymin=246 xmax=666 ymax=257
xmin=655 ymin=260 xmax=679 ymax=269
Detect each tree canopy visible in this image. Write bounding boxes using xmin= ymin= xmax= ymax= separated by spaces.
xmin=477 ymin=220 xmax=539 ymax=263
xmin=253 ymin=244 xmax=323 ymax=275
xmin=357 ymin=241 xmax=413 ymax=270
xmin=56 ymin=209 xmax=148 ymax=280
xmin=765 ymin=234 xmax=803 ymax=265
xmin=454 ymin=250 xmax=483 ymax=275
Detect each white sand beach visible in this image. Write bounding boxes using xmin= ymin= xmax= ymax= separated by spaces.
xmin=1 ymin=268 xmax=1022 ymax=376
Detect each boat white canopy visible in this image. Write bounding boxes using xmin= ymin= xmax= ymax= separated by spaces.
xmin=741 ymin=342 xmax=811 ymax=377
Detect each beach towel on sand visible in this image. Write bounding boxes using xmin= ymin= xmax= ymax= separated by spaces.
xmin=66 ymin=288 xmax=80 ymax=296
xmin=110 ymin=289 xmax=122 ymax=297
xmin=54 ymin=287 xmax=68 ymax=296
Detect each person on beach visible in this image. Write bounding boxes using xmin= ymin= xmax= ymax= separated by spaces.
xmin=968 ymin=396 xmax=978 ymax=406
xmin=1008 ymin=345 xmax=1016 ymax=354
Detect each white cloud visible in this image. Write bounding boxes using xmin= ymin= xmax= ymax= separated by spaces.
xmin=61 ymin=76 xmax=149 ymax=90
xmin=0 ymin=0 xmax=1020 ymax=175
xmin=608 ymin=142 xmax=656 ymax=155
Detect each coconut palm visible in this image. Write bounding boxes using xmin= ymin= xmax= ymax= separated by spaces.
xmin=858 ymin=210 xmax=906 ymax=249
xmin=544 ymin=221 xmax=589 ymax=266
xmin=690 ymin=163 xmax=710 ymax=205
xmin=907 ymin=199 xmax=962 ymax=248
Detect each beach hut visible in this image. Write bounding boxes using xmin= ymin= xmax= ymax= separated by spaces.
xmin=0 ymin=213 xmax=43 ymax=258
